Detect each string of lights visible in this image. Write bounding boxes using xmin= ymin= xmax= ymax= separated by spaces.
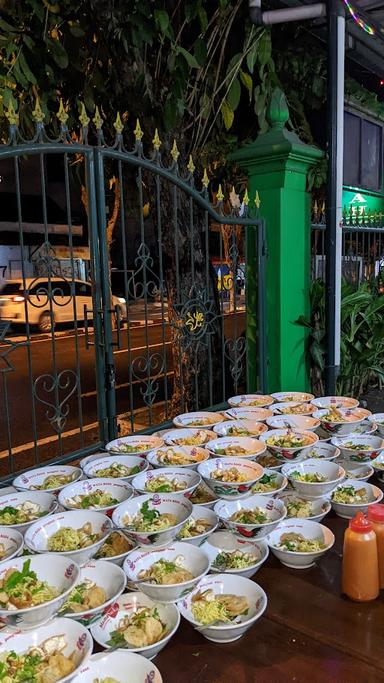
xmin=343 ymin=0 xmax=375 ymax=36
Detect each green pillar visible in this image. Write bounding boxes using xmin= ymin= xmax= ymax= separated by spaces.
xmin=230 ymin=89 xmax=323 ymax=392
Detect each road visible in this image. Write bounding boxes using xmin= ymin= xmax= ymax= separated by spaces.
xmin=0 ymin=310 xmax=245 ymax=471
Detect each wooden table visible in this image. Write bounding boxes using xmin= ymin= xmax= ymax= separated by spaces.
xmin=152 ymin=512 xmax=384 ymax=683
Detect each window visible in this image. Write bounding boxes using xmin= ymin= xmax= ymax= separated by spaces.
xmin=75 ymin=282 xmax=92 ymax=296
xmin=0 ymin=283 xmax=22 ymax=295
xmin=344 ymin=112 xmax=383 ymax=192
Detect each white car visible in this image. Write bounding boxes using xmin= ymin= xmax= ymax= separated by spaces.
xmin=0 ymin=278 xmax=126 ymax=331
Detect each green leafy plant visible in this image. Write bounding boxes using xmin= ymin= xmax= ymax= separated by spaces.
xmin=297 ymin=279 xmax=384 ymax=396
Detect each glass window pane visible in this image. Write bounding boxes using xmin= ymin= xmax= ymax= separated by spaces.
xmin=344 ymin=112 xmax=360 ymax=187
xmin=361 ymin=119 xmax=382 ymax=192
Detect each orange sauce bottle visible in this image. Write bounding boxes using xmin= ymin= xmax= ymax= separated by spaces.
xmin=342 ymin=511 xmax=379 ymax=602
xmin=368 ymin=504 xmax=384 ymax=589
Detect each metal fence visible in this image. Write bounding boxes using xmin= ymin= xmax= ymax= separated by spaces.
xmin=311 ymin=200 xmax=384 ymax=286
xmin=0 ymin=103 xmax=266 ymax=482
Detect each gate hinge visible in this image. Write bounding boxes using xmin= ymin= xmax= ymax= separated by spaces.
xmin=106 ymin=363 xmax=116 ymax=390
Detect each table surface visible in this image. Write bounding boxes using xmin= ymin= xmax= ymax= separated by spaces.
xmin=150 ymin=512 xmax=384 ymax=683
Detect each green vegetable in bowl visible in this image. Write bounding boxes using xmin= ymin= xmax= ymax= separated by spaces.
xmin=341 ymin=442 xmax=371 ymax=451
xmin=290 ymin=471 xmax=326 ymax=483
xmin=266 ymin=432 xmax=309 ymax=448
xmin=252 ymin=473 xmax=279 ymax=493
xmin=0 ymin=559 xmax=60 ymax=609
xmin=276 ymin=532 xmax=325 ymax=552
xmin=213 ymin=550 xmax=257 ymax=570
xmin=332 ymin=486 xmax=368 ymax=504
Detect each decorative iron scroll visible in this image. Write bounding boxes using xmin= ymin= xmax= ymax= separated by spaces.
xmin=33 ymin=369 xmax=79 ymax=434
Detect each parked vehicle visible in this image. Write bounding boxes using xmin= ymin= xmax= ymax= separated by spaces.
xmin=0 ymin=278 xmax=126 ymax=331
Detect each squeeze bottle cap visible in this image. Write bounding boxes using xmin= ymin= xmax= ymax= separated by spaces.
xmin=349 ymin=511 xmax=373 ymax=533
xmin=368 ymin=504 xmax=384 ymax=523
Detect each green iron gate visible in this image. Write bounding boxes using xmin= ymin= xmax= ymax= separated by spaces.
xmin=0 ymin=105 xmax=267 ymax=482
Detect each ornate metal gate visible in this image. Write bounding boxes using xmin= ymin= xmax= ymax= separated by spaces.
xmin=0 ymin=105 xmax=266 ymax=481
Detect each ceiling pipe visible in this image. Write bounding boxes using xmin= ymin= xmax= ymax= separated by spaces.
xmin=248 ymin=0 xmax=326 ymax=26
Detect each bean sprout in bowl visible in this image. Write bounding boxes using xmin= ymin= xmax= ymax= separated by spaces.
xmin=227 ymin=394 xmax=274 ymax=408
xmin=177 ymin=573 xmax=267 ymax=643
xmin=0 ymin=490 xmax=58 ymax=534
xmin=0 ymin=553 xmax=80 ymax=629
xmin=249 ymin=468 xmax=287 ymax=496
xmin=105 ymin=436 xmax=164 ymax=456
xmin=24 ymin=510 xmax=112 ymax=565
xmin=175 ymin=504 xmax=218 ymax=546
xmin=205 ymin=437 xmax=266 ymax=460
xmin=213 ymin=420 xmax=268 ymax=438
xmin=163 ymin=428 xmax=216 ymax=446
xmin=13 ymin=466 xmax=82 ymax=493
xmin=146 ymin=446 xmax=209 ymax=470
xmin=214 ymin=495 xmax=286 ymax=539
xmin=266 ymin=415 xmax=320 ymax=432
xmin=131 ymin=468 xmax=200 ymax=499
xmin=59 ymin=478 xmax=133 ymax=514
xmin=75 ymin=651 xmax=163 ymax=683
xmin=330 ymin=434 xmax=384 ymax=462
xmin=281 ymin=459 xmax=345 ymax=498
xmin=0 ymin=617 xmax=92 ymax=682
xmin=123 ymin=541 xmax=211 ymax=603
xmin=172 ymin=411 xmax=223 ymax=429
xmin=336 ymin=458 xmax=374 ymax=482
xmin=311 ymin=396 xmax=359 ymax=410
xmin=313 ymin=407 xmax=371 ymax=436
xmin=112 ymin=494 xmax=192 ymax=547
xmin=83 ymin=455 xmax=149 ymax=482
xmin=271 ymin=402 xmax=316 ymax=416
xmin=197 ymin=457 xmax=263 ymax=500
xmin=259 ymin=429 xmax=318 ymax=461
xmin=267 ymin=519 xmax=335 ymax=569
xmin=330 ymin=479 xmax=383 ymax=518
xmin=277 ymin=492 xmax=331 ymax=522
xmin=201 ymin=530 xmax=269 ymax=578
xmin=90 ymin=591 xmax=180 ymax=659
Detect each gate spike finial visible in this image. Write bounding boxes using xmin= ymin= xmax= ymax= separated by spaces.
xmin=243 ymin=189 xmax=249 ymax=206
xmin=187 ymin=155 xmax=195 ymax=173
xmin=216 ymin=184 xmax=224 ymax=202
xmin=5 ymin=101 xmax=19 ymax=126
xmin=32 ymin=95 xmax=45 ymax=123
xmin=152 ymin=128 xmax=162 ymax=151
xmin=202 ymin=168 xmax=209 ymax=188
xmin=79 ymin=102 xmax=90 ymax=128
xmin=57 ymin=98 xmax=69 ymax=126
xmin=113 ymin=112 xmax=124 ymax=135
xmin=134 ymin=119 xmax=144 ymax=141
xmin=93 ymin=105 xmax=103 ymax=130
xmin=254 ymin=190 xmax=261 ymax=209
xmin=171 ymin=139 xmax=180 ymax=162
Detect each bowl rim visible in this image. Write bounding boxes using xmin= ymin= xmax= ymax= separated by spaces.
xmin=123 ymin=541 xmax=211 ymax=588
xmin=13 ymin=465 xmax=82 ymax=490
xmin=58 ymin=477 xmax=134 ymax=510
xmin=330 ymin=481 xmax=383 ymax=506
xmin=282 ymin=460 xmax=345 ymax=486
xmin=214 ymin=497 xmax=287 ymax=528
xmin=83 ymin=456 xmax=149 ymax=477
xmin=24 ymin=510 xmax=113 ymax=555
xmin=267 ymin=521 xmax=335 ymax=555
xmin=203 ymin=537 xmax=269 ymax=573
xmin=131 ymin=468 xmax=201 ymax=495
xmin=146 ymin=447 xmax=210 ymax=467
xmin=112 ymin=494 xmax=193 ymax=537
xmin=260 ymin=429 xmax=319 ymax=452
xmin=59 ymin=559 xmax=127 ymax=619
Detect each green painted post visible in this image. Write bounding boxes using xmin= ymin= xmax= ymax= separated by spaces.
xmin=231 ymin=89 xmax=323 ymax=392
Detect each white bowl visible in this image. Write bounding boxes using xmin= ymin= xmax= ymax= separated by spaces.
xmin=0 ymin=491 xmax=58 ymax=534
xmin=24 ymin=510 xmax=112 ymax=565
xmin=278 ymin=491 xmax=331 ymax=522
xmin=0 ymin=554 xmax=80 ymax=628
xmin=75 ymin=651 xmax=163 ymax=683
xmin=330 ymin=479 xmax=383 ymax=518
xmin=330 ymin=434 xmax=384 ymax=462
xmin=201 ymin=531 xmax=269 ymax=578
xmin=271 ymin=391 xmax=315 ymax=403
xmin=348 ymin=420 xmax=378 ymax=437
xmin=59 ymin=478 xmax=133 ymax=514
xmin=254 ymin=451 xmax=284 ymax=470
xmin=0 ymin=617 xmax=92 ymax=681
xmin=172 ymin=411 xmax=224 ymax=429
xmin=267 ymin=519 xmax=335 ymax=569
xmin=336 ymin=458 xmax=374 ymax=481
xmin=248 ymin=469 xmax=288 ymax=497
xmin=205 ymin=437 xmax=266 ymax=460
xmin=370 ymin=452 xmax=384 ymax=482
xmin=177 ymin=573 xmax=267 ymax=643
xmin=368 ymin=413 xmax=384 ymax=437
xmin=281 ymin=459 xmax=345 ymax=498
xmin=214 ymin=495 xmax=286 ymax=540
xmin=228 ymin=394 xmax=274 ymax=408
xmin=175 ymin=504 xmax=219 ymax=546
xmin=94 ymin=530 xmax=137 ymax=566
xmin=260 ymin=429 xmax=318 ymax=461
xmin=131 ymin=468 xmax=200 ymax=499
xmin=223 ymin=407 xmax=274 ymax=422
xmin=83 ymin=455 xmax=149 ymax=482
xmin=13 ymin=466 xmax=82 ymax=493
xmin=105 ymin=435 xmax=164 ymax=456
xmin=0 ymin=527 xmax=24 ymax=563
xmin=313 ymin=407 xmax=371 ymax=436
xmin=271 ymin=402 xmax=317 ymax=416
xmin=266 ymin=415 xmax=320 ymax=431
xmin=60 ymin=559 xmax=127 ymax=627
xmin=311 ymin=396 xmax=359 ymax=409
xmin=146 ymin=445 xmax=209 ymax=471
xmin=123 ymin=541 xmax=210 ymax=603
xmin=197 ymin=458 xmax=263 ymax=500
xmin=79 ymin=451 xmax=110 ymax=470
xmin=112 ymin=494 xmax=192 ymax=547
xmin=91 ymin=591 xmax=180 ymax=659
xmin=190 ymin=482 xmax=219 ymax=509
xmin=300 ymin=442 xmax=340 ymax=461
xmin=163 ymin=428 xmax=216 ymax=446
xmin=213 ymin=420 xmax=268 ymax=438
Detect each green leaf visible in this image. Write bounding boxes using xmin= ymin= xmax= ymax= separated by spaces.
xmin=0 ymin=18 xmax=18 ymax=33
xmin=240 ymin=70 xmax=253 ymax=102
xmin=69 ymin=25 xmax=85 ymax=38
xmin=177 ymin=47 xmax=200 ymax=69
xmin=26 ymin=0 xmax=45 ymax=22
xmin=22 ymin=35 xmax=35 ymax=50
xmin=46 ymin=39 xmax=69 ymax=68
xmin=246 ymin=41 xmax=259 ymax=74
xmin=198 ymin=6 xmax=208 ymax=31
xmin=163 ymin=96 xmax=177 ymax=130
xmin=18 ymin=51 xmax=37 ymax=84
xmin=154 ymin=9 xmax=169 ymax=33
xmin=258 ymin=31 xmax=272 ymax=68
xmin=221 ymin=100 xmax=234 ymax=130
xmin=194 ymin=37 xmax=207 ymax=67
xmin=227 ymin=78 xmax=241 ymax=111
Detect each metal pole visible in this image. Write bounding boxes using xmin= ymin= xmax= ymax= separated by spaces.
xmin=325 ymin=0 xmax=345 ymax=395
